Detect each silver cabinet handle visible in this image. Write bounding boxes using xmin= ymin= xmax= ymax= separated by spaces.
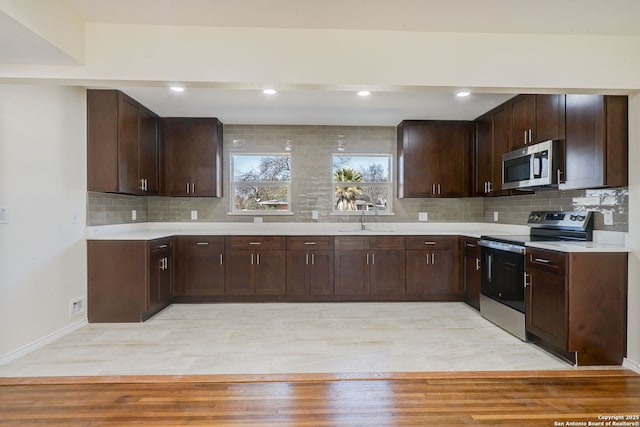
xmin=304 ymin=242 xmax=317 ymax=245
xmin=432 ymin=184 xmax=435 ymax=195
xmin=425 ymin=253 xmax=430 ymax=265
xmin=366 ymin=253 xmax=369 ymax=265
xmin=249 ymin=242 xmax=261 ymax=245
xmin=465 ymin=243 xmax=476 ymax=248
xmin=256 ymin=253 xmax=260 ymax=265
xmin=140 ymin=179 xmax=145 ymax=191
xmin=156 ymin=244 xmax=168 ymax=249
xmin=159 ymin=258 xmax=164 ymax=270
xmin=437 ymin=184 xmax=441 ymax=195
xmin=528 ymin=129 xmax=532 ymax=143
xmin=534 ymin=258 xmax=551 ymax=264
xmin=196 ymin=242 xmax=209 ymax=246
xmin=424 ymin=241 xmax=436 ymax=245
xmin=488 ymin=181 xmax=492 ymax=192
xmin=524 ymin=130 xmax=527 ymax=145
xmin=220 ymin=253 xmax=223 ymax=265
xmin=372 ymin=253 xmax=375 ymax=265
xmin=306 ymin=253 xmax=309 ymax=265
xmin=192 ymin=182 xmax=195 ymax=194
xmin=311 ymin=253 xmax=315 ymax=265
xmin=251 ymin=253 xmax=254 ymax=265
xmin=557 ymin=169 xmax=565 ymax=184
xmin=431 ymin=253 xmax=435 ymax=264
xmin=186 ymin=182 xmax=190 ymax=194
xmin=524 ymin=273 xmax=531 ymax=288
xmin=475 ymin=257 xmax=480 ymax=271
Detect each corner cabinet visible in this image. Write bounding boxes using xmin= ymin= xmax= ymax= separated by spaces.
xmin=160 ymin=118 xmax=224 ymax=197
xmin=87 ymin=89 xmax=159 ymax=195
xmin=474 ymin=103 xmax=511 ymax=196
xmin=560 ymin=95 xmax=628 ymax=190
xmin=397 ymin=120 xmax=472 ymax=198
xmin=525 ymin=247 xmax=627 ymax=366
xmin=88 ymin=237 xmax=173 ymax=322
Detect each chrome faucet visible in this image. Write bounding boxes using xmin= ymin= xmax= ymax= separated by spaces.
xmin=361 ymin=208 xmax=366 ymax=230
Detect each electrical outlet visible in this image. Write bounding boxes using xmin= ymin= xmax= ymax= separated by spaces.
xmin=71 ymin=212 xmax=79 ymax=224
xmin=603 ymin=210 xmax=614 ymax=225
xmin=0 ymin=207 xmax=8 ymax=224
xmin=419 ymin=212 xmax=428 ymax=221
xmin=253 ymin=217 xmax=263 ymax=223
xmin=493 ymin=211 xmax=499 ymax=222
xmin=69 ymin=297 xmax=86 ymax=318
xmin=131 ymin=209 xmax=137 ymax=221
xmin=312 ymin=210 xmax=319 ymax=220
xmin=191 ymin=210 xmax=198 ymax=220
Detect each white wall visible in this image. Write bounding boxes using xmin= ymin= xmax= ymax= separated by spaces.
xmin=0 ymin=84 xmax=87 ymax=360
xmin=627 ymin=93 xmax=640 ymax=368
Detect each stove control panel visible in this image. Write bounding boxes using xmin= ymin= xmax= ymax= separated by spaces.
xmin=527 ymin=210 xmax=593 ymax=231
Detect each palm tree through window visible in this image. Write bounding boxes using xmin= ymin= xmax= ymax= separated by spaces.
xmin=333 ymin=155 xmax=392 ymax=212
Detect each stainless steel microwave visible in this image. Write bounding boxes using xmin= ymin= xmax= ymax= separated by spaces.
xmin=502 ymin=140 xmax=560 ymax=189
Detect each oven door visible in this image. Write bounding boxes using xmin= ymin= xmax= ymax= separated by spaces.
xmin=480 ymin=244 xmax=525 ymax=313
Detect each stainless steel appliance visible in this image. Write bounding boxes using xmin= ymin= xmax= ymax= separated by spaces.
xmin=478 ymin=210 xmax=594 ymax=340
xmin=502 ymin=140 xmax=561 ymax=190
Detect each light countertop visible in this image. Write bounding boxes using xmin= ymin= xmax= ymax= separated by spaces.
xmin=85 ymin=222 xmax=629 ymax=253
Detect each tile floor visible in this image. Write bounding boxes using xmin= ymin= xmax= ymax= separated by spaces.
xmin=0 ymin=302 xmax=577 ymax=377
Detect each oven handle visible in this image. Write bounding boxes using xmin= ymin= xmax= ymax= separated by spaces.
xmin=479 ymin=239 xmax=526 ymax=254
xmin=487 ymin=254 xmax=492 ymax=283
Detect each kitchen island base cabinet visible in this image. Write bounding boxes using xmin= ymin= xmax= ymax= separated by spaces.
xmin=526 ymin=248 xmax=627 ymax=366
xmin=88 ymin=238 xmax=172 ymax=323
xmin=406 ymin=236 xmax=462 ymax=300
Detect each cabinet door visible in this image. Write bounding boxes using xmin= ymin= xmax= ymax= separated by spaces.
xmin=189 ymin=118 xmax=223 ymax=197
xmin=435 ymin=122 xmax=471 ymax=197
xmin=406 ymin=250 xmax=429 ymax=296
xmin=255 ymin=250 xmax=286 ymax=295
xmin=159 ymin=251 xmax=172 ymax=306
xmin=160 ymin=118 xmax=194 ymax=196
xmin=463 ymin=241 xmax=481 ymax=310
xmin=491 ymin=103 xmax=511 ymax=195
xmin=225 ymin=250 xmax=255 ymax=295
xmin=369 ymin=250 xmax=405 ymax=297
xmin=286 ymin=250 xmax=309 ymax=295
xmin=175 ymin=236 xmax=225 ymax=296
xmin=535 ymin=94 xmax=564 ymax=143
xmin=429 ymin=249 xmax=457 ymax=295
xmin=148 ymin=249 xmax=165 ymax=314
xmin=117 ymin=96 xmax=141 ymax=194
xmin=139 ymin=108 xmax=159 ymax=194
xmin=397 ymin=122 xmax=436 ymax=198
xmin=526 ymin=268 xmax=567 ymax=349
xmin=309 ymin=250 xmax=335 ymax=296
xmin=334 ymin=250 xmax=369 ymax=295
xmin=475 ymin=113 xmax=492 ymax=195
xmin=510 ymin=95 xmax=535 ymax=149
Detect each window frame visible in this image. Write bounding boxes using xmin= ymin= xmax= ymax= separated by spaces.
xmin=331 ymin=153 xmax=394 ymax=215
xmin=229 ymin=152 xmax=293 ymax=215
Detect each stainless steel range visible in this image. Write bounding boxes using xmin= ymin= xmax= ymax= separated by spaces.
xmin=478 ymin=210 xmax=594 ymax=340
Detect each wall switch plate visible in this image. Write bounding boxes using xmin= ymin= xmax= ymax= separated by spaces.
xmin=603 ymin=210 xmax=614 ymax=225
xmin=131 ymin=209 xmax=137 ymax=221
xmin=419 ymin=212 xmax=428 ymax=222
xmin=493 ymin=211 xmax=499 ymax=222
xmin=0 ymin=207 xmax=8 ymax=224
xmin=253 ymin=217 xmax=263 ymax=223
xmin=191 ymin=210 xmax=198 ymax=220
xmin=312 ymin=210 xmax=319 ymax=220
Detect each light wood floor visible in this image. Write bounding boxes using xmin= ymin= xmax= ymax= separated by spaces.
xmin=1 ymin=370 xmax=639 ymax=426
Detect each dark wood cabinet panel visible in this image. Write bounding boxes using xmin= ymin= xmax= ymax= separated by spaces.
xmin=526 ymin=248 xmax=627 ymax=365
xmin=225 ymin=250 xmax=255 ymax=295
xmin=560 ymin=95 xmax=627 ymax=190
xmin=474 ymin=112 xmax=493 ymax=195
xmin=175 ymin=236 xmax=224 ymax=297
xmin=406 ymin=236 xmax=461 ymax=299
xmin=160 ymin=117 xmax=223 ymax=197
xmin=462 ymin=237 xmax=481 ymax=310
xmin=286 ymin=237 xmax=334 ymax=296
xmin=88 ymin=238 xmax=172 ymax=323
xmin=334 ymin=250 xmax=369 ymax=296
xmin=224 ymin=236 xmax=286 ymax=296
xmin=369 ymin=250 xmax=406 ymax=297
xmin=510 ymin=94 xmax=564 ymax=150
xmin=255 ymin=251 xmax=286 ymax=295
xmin=510 ymin=95 xmax=536 ymax=149
xmin=475 ymin=103 xmax=512 ymax=196
xmin=397 ymin=120 xmax=472 ymax=198
xmin=87 ymin=89 xmax=159 ymax=195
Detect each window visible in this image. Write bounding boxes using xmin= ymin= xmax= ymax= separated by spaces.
xmin=231 ymin=154 xmax=291 ymax=213
xmin=333 ymin=154 xmax=392 ymax=213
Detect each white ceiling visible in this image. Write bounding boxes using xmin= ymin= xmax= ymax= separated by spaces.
xmin=4 ymin=1 xmax=640 ymax=124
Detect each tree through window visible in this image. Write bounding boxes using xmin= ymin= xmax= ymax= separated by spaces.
xmin=333 ymin=155 xmax=392 ymax=212
xmin=231 ymin=154 xmax=291 ymax=212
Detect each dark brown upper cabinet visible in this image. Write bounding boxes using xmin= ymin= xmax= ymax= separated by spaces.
xmin=87 ymin=90 xmax=159 ymax=195
xmin=160 ymin=118 xmax=223 ymax=197
xmin=559 ymin=95 xmax=628 ymax=190
xmin=474 ymin=103 xmax=511 ymax=196
xmin=397 ymin=120 xmax=472 ymax=198
xmin=510 ymin=94 xmax=565 ymax=149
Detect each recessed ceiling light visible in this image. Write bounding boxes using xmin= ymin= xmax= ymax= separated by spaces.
xmin=169 ymin=86 xmax=185 ymax=93
xmin=357 ymin=90 xmax=371 ymax=97
xmin=263 ymin=89 xmax=277 ymax=95
xmin=456 ymin=91 xmax=471 ymax=97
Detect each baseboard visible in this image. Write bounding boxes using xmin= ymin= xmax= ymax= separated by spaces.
xmin=0 ymin=318 xmax=88 ymax=366
xmin=623 ymin=358 xmax=640 ymax=374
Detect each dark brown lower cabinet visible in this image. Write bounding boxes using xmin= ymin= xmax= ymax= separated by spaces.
xmin=406 ymin=236 xmax=461 ymax=300
xmin=225 ymin=236 xmax=286 ymax=296
xmin=334 ymin=236 xmax=406 ymax=298
xmin=174 ymin=236 xmax=224 ymax=297
xmin=462 ymin=237 xmax=481 ymax=310
xmin=526 ymin=247 xmax=627 ymax=366
xmin=286 ymin=237 xmax=334 ymax=296
xmin=88 ymin=237 xmax=172 ymax=322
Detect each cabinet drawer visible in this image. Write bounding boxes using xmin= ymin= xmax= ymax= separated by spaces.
xmin=287 ymin=236 xmax=334 ymax=250
xmin=177 ymin=235 xmax=224 ymax=251
xmin=370 ymin=236 xmax=406 ymax=250
xmin=406 ymin=236 xmax=458 ymax=250
xmin=225 ymin=236 xmax=285 ymax=250
xmin=526 ymin=248 xmax=567 ymax=275
xmin=335 ymin=236 xmax=370 ymax=250
xmin=148 ymin=237 xmax=173 ymax=252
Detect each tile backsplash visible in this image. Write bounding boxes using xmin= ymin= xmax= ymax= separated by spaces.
xmin=86 ymin=124 xmax=629 ymax=232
